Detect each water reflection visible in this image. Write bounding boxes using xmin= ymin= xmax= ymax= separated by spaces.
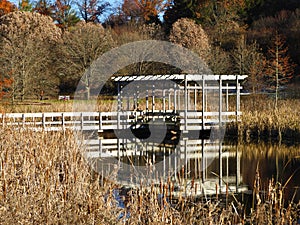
xmin=85 ymin=137 xmax=300 ymax=202
xmin=239 ymin=143 xmax=300 ymax=202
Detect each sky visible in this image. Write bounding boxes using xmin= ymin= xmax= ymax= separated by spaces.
xmin=8 ymin=0 xmax=166 ymax=23
xmin=8 ymin=0 xmax=122 ymax=22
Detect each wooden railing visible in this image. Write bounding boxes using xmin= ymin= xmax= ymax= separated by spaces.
xmin=0 ymin=110 xmax=241 ymax=132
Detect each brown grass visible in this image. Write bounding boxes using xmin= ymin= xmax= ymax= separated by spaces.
xmin=227 ymin=96 xmax=300 ymax=143
xmin=0 ymin=127 xmax=299 ymax=224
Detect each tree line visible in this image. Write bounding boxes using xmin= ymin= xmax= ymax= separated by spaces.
xmin=0 ymin=0 xmax=299 ymax=102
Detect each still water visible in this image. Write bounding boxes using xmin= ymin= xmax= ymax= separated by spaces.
xmin=237 ymin=143 xmax=300 ymax=203
xmin=87 ymin=139 xmax=300 ymax=202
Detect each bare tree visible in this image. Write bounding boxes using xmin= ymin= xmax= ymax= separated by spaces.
xmin=76 ymin=0 xmax=110 ymax=23
xmin=60 ymin=21 xmax=113 ymax=99
xmin=266 ymin=33 xmax=295 ymax=109
xmin=231 ymin=37 xmax=266 ymax=93
xmin=0 ymin=11 xmax=61 ymax=102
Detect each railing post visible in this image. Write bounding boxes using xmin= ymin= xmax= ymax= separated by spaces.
xmin=202 ymin=78 xmax=205 ymax=131
xmin=152 ymin=84 xmax=155 ymax=114
xmin=163 ymin=89 xmax=166 ymax=114
xmin=146 ymin=89 xmax=149 ymax=112
xmin=219 ymin=141 xmax=223 ymax=193
xmin=168 ymin=90 xmax=171 ymax=110
xmin=81 ymin=113 xmax=84 ymax=131
xmin=236 ymin=76 xmax=240 ymax=122
xmin=62 ymin=113 xmax=65 ymax=131
xmin=194 ymin=84 xmax=197 ymax=111
xmin=184 ymin=74 xmax=188 ymax=131
xmin=226 ymin=83 xmax=229 ymax=112
xmin=22 ymin=113 xmax=25 ymax=127
xmin=174 ymin=87 xmax=177 ymax=111
xmin=42 ymin=113 xmax=46 ymax=130
xmin=219 ymin=75 xmax=223 ymax=193
xmin=99 ymin=112 xmax=102 ymax=132
xmin=219 ymin=76 xmax=223 ymax=127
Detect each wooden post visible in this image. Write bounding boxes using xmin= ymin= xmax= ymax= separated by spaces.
xmin=236 ymin=76 xmax=240 ymax=122
xmin=219 ymin=141 xmax=223 ymax=193
xmin=117 ymin=82 xmax=121 ymax=111
xmin=226 ymin=83 xmax=229 ymax=112
xmin=42 ymin=113 xmax=46 ymax=130
xmin=120 ymin=87 xmax=123 ymax=110
xmin=79 ymin=113 xmax=83 ymax=131
xmin=184 ymin=75 xmax=188 ymax=131
xmin=178 ymin=90 xmax=180 ymax=110
xmin=202 ymin=79 xmax=205 ymax=131
xmin=187 ymin=85 xmax=190 ymax=110
xmin=117 ymin=138 xmax=120 ymax=163
xmin=184 ymin=138 xmax=188 ymax=180
xmin=163 ymin=90 xmax=166 ymax=114
xmin=152 ymin=85 xmax=155 ymax=114
xmin=117 ymin=112 xmax=120 ymax=130
xmin=168 ymin=90 xmax=171 ymax=110
xmin=174 ymin=89 xmax=177 ymax=111
xmin=146 ymin=90 xmax=149 ymax=112
xmin=236 ymin=145 xmax=240 ymax=192
xmin=174 ymin=147 xmax=177 ymax=181
xmin=99 ymin=138 xmax=102 ymax=158
xmin=136 ymin=85 xmax=139 ymax=110
xmin=62 ymin=113 xmax=65 ymax=131
xmin=22 ymin=113 xmax=25 ymax=127
xmin=194 ymin=84 xmax=197 ymax=111
xmin=219 ymin=76 xmax=223 ymax=128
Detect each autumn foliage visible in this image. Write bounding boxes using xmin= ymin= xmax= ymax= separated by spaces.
xmin=0 ymin=0 xmax=15 ymax=17
xmin=0 ymin=76 xmax=13 ymax=100
xmin=122 ymin=0 xmax=168 ymax=22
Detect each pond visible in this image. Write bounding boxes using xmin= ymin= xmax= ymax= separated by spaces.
xmin=87 ymin=138 xmax=300 ymax=203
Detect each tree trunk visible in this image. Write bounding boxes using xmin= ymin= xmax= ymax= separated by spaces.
xmin=275 ymin=43 xmax=279 ymax=110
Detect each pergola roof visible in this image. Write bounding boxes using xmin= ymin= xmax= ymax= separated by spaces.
xmin=112 ymin=74 xmax=248 ymax=82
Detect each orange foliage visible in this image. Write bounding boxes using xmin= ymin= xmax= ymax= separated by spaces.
xmin=0 ymin=76 xmax=13 ymax=100
xmin=0 ymin=0 xmax=15 ymax=17
xmin=266 ymin=34 xmax=295 ymax=85
xmin=122 ymin=0 xmax=168 ymax=21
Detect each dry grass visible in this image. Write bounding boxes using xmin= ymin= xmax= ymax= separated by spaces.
xmin=0 ymin=127 xmax=299 ymax=224
xmin=227 ymin=96 xmax=300 ymax=143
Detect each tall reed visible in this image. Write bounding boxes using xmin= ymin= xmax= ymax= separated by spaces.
xmin=1 ymin=127 xmax=299 ymax=224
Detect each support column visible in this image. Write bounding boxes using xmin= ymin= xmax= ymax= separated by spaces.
xmin=184 ymin=75 xmax=188 ymax=131
xmin=226 ymin=83 xmax=229 ymax=112
xmin=152 ymin=85 xmax=155 ymax=114
xmin=219 ymin=76 xmax=223 ymax=193
xmin=219 ymin=77 xmax=223 ymax=128
xmin=202 ymin=79 xmax=205 ymax=131
xmin=174 ymin=89 xmax=177 ymax=111
xmin=236 ymin=145 xmax=240 ymax=192
xmin=163 ymin=89 xmax=166 ymax=114
xmin=194 ymin=84 xmax=197 ymax=111
xmin=236 ymin=76 xmax=240 ymax=122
